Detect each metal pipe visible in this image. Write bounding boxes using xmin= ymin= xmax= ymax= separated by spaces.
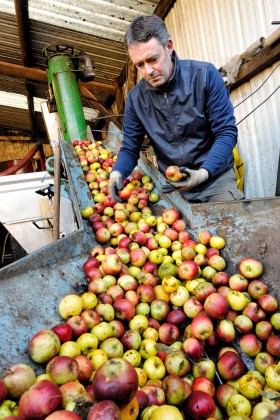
xmin=53 ymin=142 xmax=61 ymax=241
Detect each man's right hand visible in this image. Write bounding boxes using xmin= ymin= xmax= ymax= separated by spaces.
xmin=108 ymin=171 xmax=123 ymax=202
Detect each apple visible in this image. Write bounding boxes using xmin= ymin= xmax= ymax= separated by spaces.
xmin=255 ymin=320 xmax=273 ymax=341
xmin=201 ymin=265 xmax=217 ymax=281
xmin=125 ymin=290 xmax=139 ymax=306
xmin=178 ymin=260 xmax=199 ymax=280
xmin=128 ymin=313 xmax=149 ymax=334
xmin=59 ymin=381 xmax=89 ymax=408
xmin=97 ymin=292 xmax=113 ymax=304
xmin=67 ymin=316 xmax=88 ymax=337
xmin=112 ymin=298 xmax=135 ymax=321
xmin=135 ymin=389 xmax=149 ymax=411
xmin=74 ymin=354 xmax=94 ymax=383
xmin=100 ymin=337 xmax=124 ymax=358
xmin=83 ymin=256 xmax=99 ymax=273
xmin=192 ymin=358 xmax=216 ymax=381
xmin=130 ymin=248 xmax=147 ymax=267
xmin=183 ymin=298 xmax=203 ymax=318
xmin=226 ymin=394 xmax=252 ymax=418
xmin=248 ymin=279 xmax=269 ymax=299
xmin=217 ymin=351 xmax=244 ymax=381
xmin=167 ymin=309 xmax=187 ymax=326
xmin=217 ymin=346 xmax=239 ymax=359
xmin=137 ymin=284 xmax=156 ymax=304
xmin=212 ymin=271 xmax=229 ymax=286
xmin=234 ymin=314 xmax=253 ymax=334
xmin=141 ymin=384 xmax=165 ymax=406
xmin=80 ymin=309 xmax=101 ymax=330
xmin=59 ymin=340 xmax=81 ymax=358
xmin=117 ymin=274 xmax=137 ymax=291
xmin=239 ymin=333 xmax=262 ymax=357
xmin=150 ymin=299 xmax=170 ymax=321
xmin=251 ymin=401 xmax=278 ymax=420
xmin=209 ymin=235 xmax=225 ymax=249
xmin=239 ymin=373 xmax=263 ymax=400
xmin=258 ymin=294 xmax=278 ymax=313
xmin=162 ymin=208 xmax=181 ymax=225
xmin=165 ymin=165 xmax=183 ymax=181
xmin=239 ymin=257 xmax=264 ymax=279
xmin=93 ymin=358 xmax=138 ymax=404
xmin=52 ymin=323 xmax=73 ymax=343
xmin=266 ymin=335 xmax=280 ymax=357
xmin=182 ymin=337 xmax=204 ymax=361
xmin=136 ymin=302 xmax=150 ymax=317
xmin=2 ymin=363 xmax=36 ymax=400
xmin=178 ymin=230 xmax=191 ymax=243
xmin=46 ymin=356 xmax=79 ymax=385
xmin=158 ymin=323 xmax=180 ymax=345
xmin=183 ymin=390 xmax=216 ymax=419
xmin=0 ymin=379 xmax=7 ymax=405
xmin=108 ymin=319 xmax=125 ymax=339
xmin=18 ymin=380 xmax=63 ymax=419
xmin=190 ymin=314 xmax=213 ymax=340
xmin=101 ymin=254 xmax=122 ymax=275
xmin=192 ymin=376 xmax=215 ymax=397
xmin=203 ymin=292 xmax=229 ymax=319
xmin=95 ymin=227 xmax=111 ymax=243
xmin=194 ymin=281 xmax=216 ymax=302
xmin=215 ymin=383 xmax=238 ymax=410
xmin=139 ymin=339 xmax=158 ymax=360
xmin=271 ymin=312 xmax=280 ymax=330
xmin=143 ymin=356 xmax=166 ymax=381
xmin=161 ymin=374 xmax=187 ymax=406
xmin=265 ymin=364 xmax=280 ymax=391
xmin=216 ymin=319 xmax=236 ymax=342
xmin=254 ymin=351 xmax=276 ymax=375
xmin=227 ymin=290 xmax=247 ymax=311
xmin=58 ymin=294 xmax=83 ymax=319
xmin=87 ymin=400 xmax=121 ymax=420
xmin=28 ymin=329 xmax=61 ymax=364
xmin=164 ymin=350 xmax=191 ymax=377
xmin=242 ymin=302 xmax=267 ymax=324
xmin=229 ymin=273 xmax=249 ymax=291
xmin=208 ymin=254 xmax=226 ymax=271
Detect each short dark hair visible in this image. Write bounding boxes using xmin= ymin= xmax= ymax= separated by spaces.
xmin=125 ymin=14 xmax=170 ymax=49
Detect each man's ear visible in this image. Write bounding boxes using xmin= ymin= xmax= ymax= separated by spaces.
xmin=166 ymin=39 xmax=174 ymax=55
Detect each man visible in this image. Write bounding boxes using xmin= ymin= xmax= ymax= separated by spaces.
xmin=109 ymin=14 xmax=244 ymax=203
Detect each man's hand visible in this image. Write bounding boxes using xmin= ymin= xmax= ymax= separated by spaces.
xmin=108 ymin=171 xmax=123 ymax=202
xmin=161 ymin=167 xmax=209 ymax=194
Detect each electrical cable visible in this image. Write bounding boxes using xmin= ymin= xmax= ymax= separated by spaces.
xmin=236 ymin=84 xmax=280 ymax=125
xmin=234 ymin=63 xmax=280 ymax=108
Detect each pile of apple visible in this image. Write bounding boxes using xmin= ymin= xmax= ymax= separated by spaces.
xmin=1 ymin=139 xmax=280 ymax=420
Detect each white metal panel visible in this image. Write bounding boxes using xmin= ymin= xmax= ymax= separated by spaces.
xmin=165 ymin=0 xmax=280 ymax=198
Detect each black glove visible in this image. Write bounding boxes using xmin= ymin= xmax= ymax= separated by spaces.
xmin=108 ymin=171 xmax=124 ymax=202
xmin=162 ymin=167 xmax=209 ymax=194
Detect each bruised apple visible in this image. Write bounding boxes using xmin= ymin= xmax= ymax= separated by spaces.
xmin=92 ymin=358 xmax=138 ymax=405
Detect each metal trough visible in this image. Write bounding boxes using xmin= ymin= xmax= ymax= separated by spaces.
xmin=0 ymin=123 xmax=279 ymax=374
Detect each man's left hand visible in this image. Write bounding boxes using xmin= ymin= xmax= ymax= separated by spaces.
xmin=161 ymin=167 xmax=209 ymax=193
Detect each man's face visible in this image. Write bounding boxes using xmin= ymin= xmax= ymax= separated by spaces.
xmin=128 ymin=37 xmax=174 ymax=87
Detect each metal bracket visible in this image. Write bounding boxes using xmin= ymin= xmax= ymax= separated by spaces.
xmin=35 ymin=184 xmax=54 ymax=199
xmin=32 ymin=217 xmax=53 ymax=230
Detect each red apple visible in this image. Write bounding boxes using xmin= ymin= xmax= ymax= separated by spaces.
xmin=167 ymin=309 xmax=187 ymax=326
xmin=87 ymin=400 xmax=121 ymax=420
xmin=205 ymin=247 xmax=220 ymax=259
xmin=190 ymin=314 xmax=213 ymax=340
xmin=216 ymin=319 xmax=236 ymax=342
xmin=161 ymin=374 xmax=188 ymax=406
xmin=258 ymin=294 xmax=278 ymax=313
xmin=242 ymin=302 xmax=267 ymax=323
xmin=121 ymin=330 xmax=142 ymax=350
xmin=215 ymin=383 xmax=238 ymax=410
xmin=197 ymin=230 xmax=212 ymax=245
xmin=135 ymin=389 xmax=149 ymax=411
xmin=162 ymin=208 xmax=181 ymax=225
xmin=46 ymin=356 xmax=79 ymax=385
xmin=204 ymin=292 xmax=229 ymax=320
xmin=101 ymin=254 xmax=122 ymax=276
xmin=239 ymin=333 xmax=262 ymax=357
xmin=266 ymin=335 xmax=280 ymax=357
xmin=95 ymin=227 xmax=111 ymax=243
xmin=228 ymin=274 xmax=249 ymax=291
xmin=178 ymin=260 xmax=199 ymax=280
xmin=137 ymin=284 xmax=156 ymax=304
xmin=80 ymin=310 xmax=101 ymax=330
xmin=129 ymin=248 xmax=147 ymax=267
xmin=141 ymin=384 xmax=165 ymax=406
xmin=234 ymin=315 xmax=253 ymax=334
xmin=45 ymin=411 xmax=83 ymax=420
xmin=165 ymin=166 xmax=183 ymax=182
xmin=66 ymin=316 xmax=88 ymax=337
xmin=239 ymin=257 xmax=263 ymax=279
xmin=92 ymin=358 xmax=138 ymax=405
xmin=183 ymin=390 xmax=216 ymax=419
xmin=113 ymin=299 xmax=135 ymax=321
xmin=192 ymin=377 xmax=215 ymax=397
xmin=182 ymin=337 xmax=204 ymax=361
xmin=217 ymin=351 xmax=244 ymax=381
xmin=255 ymin=320 xmax=273 ymax=341
xmin=74 ymin=354 xmax=94 ymax=383
xmin=247 ymin=279 xmax=269 ymax=299
xmin=172 ymin=219 xmax=186 ymax=232
xmin=0 ymin=379 xmax=7 ymax=404
xmin=18 ymin=380 xmax=63 ymax=419
xmin=212 ymin=271 xmax=229 ymax=286
xmin=28 ymin=329 xmax=61 ymax=364
xmin=194 ymin=282 xmax=216 ymax=302
xmin=158 ymin=323 xmax=180 ymax=345
xmin=52 ymin=323 xmax=73 ymax=343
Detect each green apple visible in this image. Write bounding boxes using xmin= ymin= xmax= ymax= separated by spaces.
xmin=143 ymin=356 xmax=166 ymax=380
xmin=76 ymin=333 xmax=98 ymax=355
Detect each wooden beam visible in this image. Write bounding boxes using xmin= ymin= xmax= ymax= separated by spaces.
xmin=230 ymin=41 xmax=280 ymax=91
xmin=154 ymin=0 xmax=177 ymax=19
xmin=0 ymin=136 xmax=31 ymax=141
xmin=0 ymin=61 xmax=117 ymax=96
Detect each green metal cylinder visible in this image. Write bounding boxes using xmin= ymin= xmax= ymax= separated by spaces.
xmin=47 ymin=55 xmax=87 ymax=141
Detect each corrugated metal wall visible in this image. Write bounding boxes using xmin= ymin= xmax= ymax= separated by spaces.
xmin=165 ymin=0 xmax=280 ymax=199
